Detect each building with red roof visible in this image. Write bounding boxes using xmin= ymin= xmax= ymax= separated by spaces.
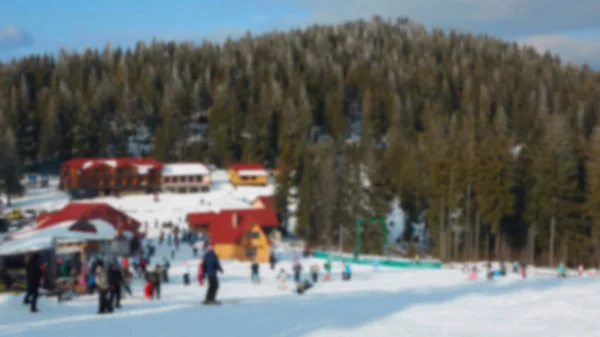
xmin=0 ymin=202 xmax=142 ymax=258
xmin=59 ymin=157 xmax=163 ymax=198
xmin=228 ymin=163 xmax=268 ymax=186
xmin=187 ymin=208 xmax=279 ymax=262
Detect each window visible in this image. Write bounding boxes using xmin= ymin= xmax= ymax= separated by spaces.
xmin=197 ymin=175 xmax=203 ymax=182
xmin=246 ymin=248 xmax=256 ymax=258
xmin=241 ymin=176 xmax=248 ymax=180
xmin=164 ymin=177 xmax=170 ymax=183
xmin=181 ymin=176 xmax=187 ymax=183
xmin=247 ymin=231 xmax=260 ymax=239
xmin=172 ymin=177 xmax=178 ymax=183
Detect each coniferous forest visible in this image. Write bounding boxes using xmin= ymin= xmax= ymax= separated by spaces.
xmin=1 ymin=17 xmax=600 ymax=266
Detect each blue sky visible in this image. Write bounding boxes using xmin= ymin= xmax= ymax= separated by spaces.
xmin=1 ymin=0 xmax=600 ymax=67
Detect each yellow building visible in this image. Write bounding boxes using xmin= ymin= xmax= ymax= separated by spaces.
xmin=228 ymin=163 xmax=268 ymax=186
xmin=187 ymin=208 xmax=279 ymax=262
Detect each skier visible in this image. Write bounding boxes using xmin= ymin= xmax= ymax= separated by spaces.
xmin=95 ymin=262 xmax=112 ymax=314
xmin=557 ymin=263 xmax=566 ymax=278
xmin=108 ymin=263 xmax=124 ymax=309
xmin=202 ymin=245 xmax=223 ymax=304
xmin=512 ymin=261 xmax=520 ymax=273
xmin=269 ymin=251 xmax=277 ymax=270
xmin=277 ymin=268 xmax=288 ymax=290
xmin=250 ymin=259 xmax=260 ymax=284
xmin=23 ymin=253 xmax=41 ymax=313
xmin=151 ymin=264 xmax=162 ymax=299
xmin=578 ymin=264 xmax=584 ymax=277
xmin=296 ymin=279 xmax=313 ymax=294
xmin=520 ymin=262 xmax=527 ymax=279
xmin=310 ymin=264 xmax=319 ymax=283
xmin=292 ymin=258 xmax=303 ymax=283
xmin=162 ymin=258 xmax=170 ymax=283
xmin=342 ymin=263 xmax=352 ymax=281
xmin=323 ymin=258 xmax=332 ymax=281
xmin=468 ymin=265 xmax=478 ymax=281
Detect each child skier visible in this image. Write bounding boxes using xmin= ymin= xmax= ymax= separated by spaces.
xmin=323 ymin=259 xmax=332 ymax=281
xmin=277 ymin=268 xmax=288 ymax=290
xmin=468 ymin=265 xmax=478 ymax=281
xmin=250 ymin=259 xmax=260 ymax=284
xmin=520 ymin=262 xmax=527 ymax=279
xmin=342 ymin=263 xmax=352 ymax=281
xmin=310 ymin=264 xmax=319 ymax=283
xmin=557 ymin=263 xmax=566 ymax=278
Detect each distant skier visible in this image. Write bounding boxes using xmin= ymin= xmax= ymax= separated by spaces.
xmin=342 ymin=263 xmax=352 ymax=281
xmin=162 ymin=258 xmax=170 ymax=283
xmin=557 ymin=263 xmax=566 ymax=278
xmin=310 ymin=264 xmax=319 ymax=283
xmin=323 ymin=258 xmax=332 ymax=281
xmin=512 ymin=261 xmax=520 ymax=273
xmin=292 ymin=258 xmax=303 ymax=283
xmin=250 ymin=259 xmax=260 ymax=284
xmin=269 ymin=251 xmax=277 ymax=270
xmin=202 ymin=245 xmax=223 ymax=305
xmin=296 ymin=279 xmax=313 ymax=295
xmin=277 ymin=268 xmax=288 ymax=290
xmin=520 ymin=262 xmax=527 ymax=279
xmin=23 ymin=253 xmax=42 ymax=313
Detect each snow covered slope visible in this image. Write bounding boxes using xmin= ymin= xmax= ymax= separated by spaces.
xmin=0 ymin=243 xmax=599 ymax=337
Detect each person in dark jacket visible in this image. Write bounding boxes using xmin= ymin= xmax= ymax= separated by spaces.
xmin=250 ymin=259 xmax=260 ymax=284
xmin=23 ymin=253 xmax=42 ymax=313
xmin=202 ymin=245 xmax=223 ymax=304
xmin=269 ymin=252 xmax=277 ymax=270
xmin=107 ymin=264 xmax=124 ymax=309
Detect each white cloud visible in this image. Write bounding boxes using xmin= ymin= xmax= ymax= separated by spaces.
xmin=0 ymin=25 xmax=33 ymax=51
xmin=294 ymin=0 xmax=600 ymax=36
xmin=518 ymin=34 xmax=600 ymax=67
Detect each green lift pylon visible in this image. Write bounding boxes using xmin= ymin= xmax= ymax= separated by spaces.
xmin=354 ymin=216 xmax=388 ymax=261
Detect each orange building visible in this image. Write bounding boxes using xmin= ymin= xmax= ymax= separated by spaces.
xmin=59 ymin=157 xmax=163 ymax=198
xmin=228 ymin=163 xmax=269 ymax=186
xmin=187 ymin=208 xmax=279 ymax=262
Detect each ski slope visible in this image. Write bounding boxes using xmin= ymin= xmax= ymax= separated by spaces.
xmin=1 ymin=242 xmax=599 ymax=337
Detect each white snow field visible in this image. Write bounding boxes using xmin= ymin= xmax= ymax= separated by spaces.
xmin=2 ymin=171 xmax=600 ymax=336
xmin=1 ymin=241 xmax=599 ymax=337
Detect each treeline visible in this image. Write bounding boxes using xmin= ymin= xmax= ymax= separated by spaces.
xmin=1 ymin=17 xmax=600 ymax=266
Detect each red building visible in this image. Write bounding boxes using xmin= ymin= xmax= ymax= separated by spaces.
xmin=59 ymin=157 xmax=163 ymax=198
xmin=187 ymin=208 xmax=279 ymax=261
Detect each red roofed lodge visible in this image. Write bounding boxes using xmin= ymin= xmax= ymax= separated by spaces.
xmin=187 ymin=208 xmax=279 ymax=262
xmin=59 ymin=157 xmax=163 ymax=198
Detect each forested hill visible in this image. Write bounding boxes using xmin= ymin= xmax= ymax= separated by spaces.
xmin=1 ymin=17 xmax=600 ymax=265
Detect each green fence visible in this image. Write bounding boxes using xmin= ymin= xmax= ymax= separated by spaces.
xmin=312 ymin=250 xmax=443 ymax=269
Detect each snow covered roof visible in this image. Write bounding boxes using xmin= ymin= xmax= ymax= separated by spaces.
xmin=62 ymin=157 xmax=163 ymax=174
xmin=162 ymin=163 xmax=210 ymax=176
xmin=0 ymin=220 xmax=117 ymax=256
xmin=230 ymin=163 xmax=268 ymax=176
xmin=238 ymin=169 xmax=268 ymax=177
